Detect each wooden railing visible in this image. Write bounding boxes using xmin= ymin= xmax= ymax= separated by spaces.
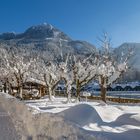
xmin=82 ymin=95 xmax=140 ymax=103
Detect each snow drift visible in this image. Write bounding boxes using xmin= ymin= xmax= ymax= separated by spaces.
xmin=58 ymin=104 xmax=103 ymax=126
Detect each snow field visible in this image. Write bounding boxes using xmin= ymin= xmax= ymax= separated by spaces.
xmin=26 ymin=97 xmax=140 ymax=140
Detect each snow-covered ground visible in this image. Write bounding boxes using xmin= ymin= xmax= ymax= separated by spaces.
xmin=25 ymin=96 xmax=140 ymax=140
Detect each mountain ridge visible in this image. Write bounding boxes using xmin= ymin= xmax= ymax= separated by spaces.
xmin=0 ymin=23 xmax=96 ymax=61
xmin=0 ymin=23 xmax=71 ymax=41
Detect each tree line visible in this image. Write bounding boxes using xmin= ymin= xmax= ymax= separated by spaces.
xmin=0 ymin=33 xmax=132 ymax=102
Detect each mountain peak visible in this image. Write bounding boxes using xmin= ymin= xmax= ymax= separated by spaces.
xmin=0 ymin=23 xmax=71 ymax=41
xmin=21 ymin=24 xmax=71 ymax=40
xmin=28 ymin=23 xmax=54 ymax=31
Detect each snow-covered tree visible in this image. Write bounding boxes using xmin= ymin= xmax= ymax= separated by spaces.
xmin=58 ymin=55 xmax=74 ymax=103
xmin=55 ymin=54 xmax=98 ymax=102
xmin=97 ymin=33 xmax=132 ymax=102
xmin=0 ymin=49 xmax=34 ymax=98
xmin=72 ymin=55 xmax=98 ymax=101
xmin=0 ymin=48 xmax=12 ymax=93
xmin=34 ymin=59 xmax=60 ymax=101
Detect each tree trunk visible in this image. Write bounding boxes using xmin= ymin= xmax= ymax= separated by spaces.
xmin=66 ymin=85 xmax=72 ymax=103
xmin=76 ymin=79 xmax=80 ymax=102
xmin=19 ymin=86 xmax=23 ymax=99
xmin=3 ymin=82 xmax=7 ymax=93
xmin=39 ymin=87 xmax=41 ymax=97
xmin=100 ymin=85 xmax=106 ymax=102
xmin=48 ymin=87 xmax=53 ymax=101
xmin=100 ymin=76 xmax=107 ymax=103
xmin=8 ymin=86 xmax=12 ymax=95
xmin=66 ymin=92 xmax=71 ymax=103
xmin=52 ymin=89 xmax=55 ymax=97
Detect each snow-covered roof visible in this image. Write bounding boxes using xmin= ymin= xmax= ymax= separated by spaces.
xmin=26 ymin=78 xmax=46 ymax=86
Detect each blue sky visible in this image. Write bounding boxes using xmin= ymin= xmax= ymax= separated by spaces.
xmin=0 ymin=0 xmax=140 ymax=47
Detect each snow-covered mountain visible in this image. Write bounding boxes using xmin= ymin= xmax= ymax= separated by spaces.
xmin=0 ymin=23 xmax=96 ymax=59
xmin=0 ymin=24 xmax=71 ymax=40
xmin=114 ymin=43 xmax=140 ymax=81
xmin=0 ymin=24 xmax=140 ymax=81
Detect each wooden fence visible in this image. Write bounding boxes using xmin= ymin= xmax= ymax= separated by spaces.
xmin=83 ymin=95 xmax=140 ymax=103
